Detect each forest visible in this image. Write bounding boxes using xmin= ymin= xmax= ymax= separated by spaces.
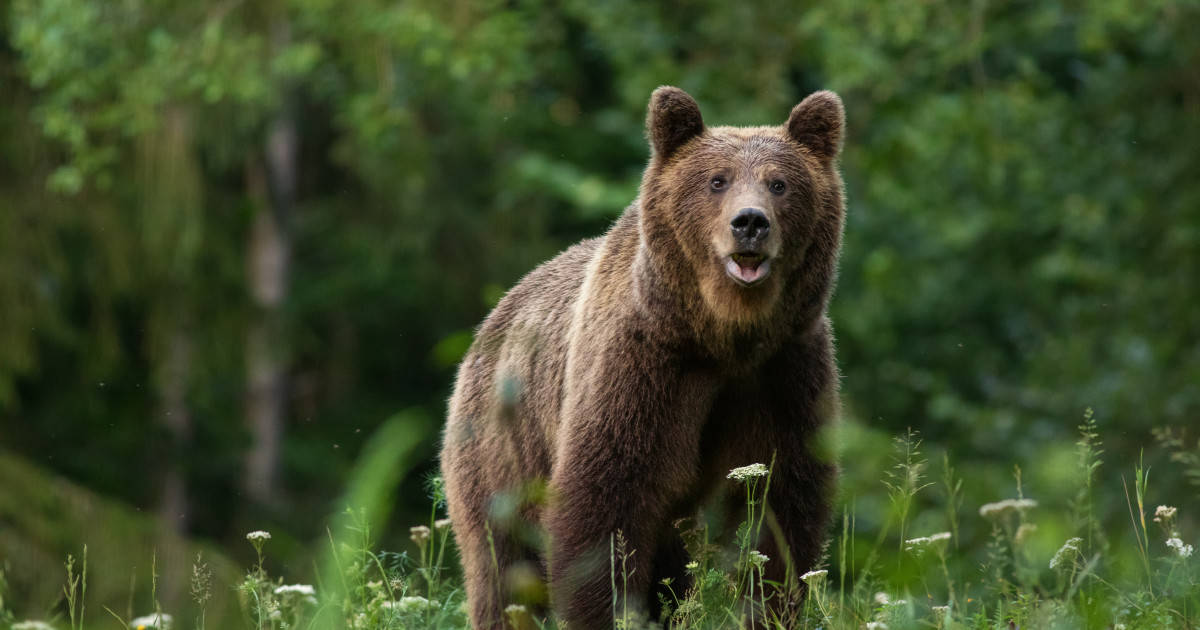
xmin=1 ymin=0 xmax=1198 ymax=628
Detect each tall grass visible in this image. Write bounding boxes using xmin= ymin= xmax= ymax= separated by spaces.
xmin=2 ymin=411 xmax=1197 ymax=629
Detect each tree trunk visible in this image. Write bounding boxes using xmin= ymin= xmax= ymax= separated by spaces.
xmin=243 ymin=14 xmax=296 ymax=506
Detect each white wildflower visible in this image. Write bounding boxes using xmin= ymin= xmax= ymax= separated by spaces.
xmin=904 ymin=536 xmax=931 ymax=552
xmin=130 ymin=613 xmax=173 ymax=630
xmin=435 ymin=518 xmax=453 ymax=531
xmin=685 ymin=561 xmax=700 ymax=571
xmin=1154 ymin=505 xmax=1177 ymax=523
xmin=979 ymin=498 xmax=1037 ymax=519
xmin=274 ymin=583 xmax=316 ymax=597
xmin=727 ymin=463 xmax=769 ymax=481
xmin=245 ymin=530 xmax=271 ymax=542
xmin=1015 ymin=523 xmax=1038 ymax=544
xmin=1166 ymin=537 xmax=1195 ymax=558
xmin=1114 ymin=624 xmax=1127 ymax=630
xmin=397 ymin=596 xmax=439 ymax=613
xmin=410 ymin=525 xmax=432 ymax=544
xmin=748 ymin=550 xmax=769 ymax=568
xmin=889 ymin=599 xmax=908 ymax=607
xmin=505 ymin=604 xmax=528 ymax=615
xmin=932 ymin=605 xmax=951 ymax=617
xmin=904 ymin=532 xmax=951 ymax=555
xmin=800 ymin=569 xmax=827 ymax=583
xmin=13 ymin=622 xmax=56 ymax=630
xmin=865 ymin=622 xmax=889 ymax=630
xmin=873 ymin=592 xmax=890 ymax=605
xmin=1049 ymin=537 xmax=1083 ymax=569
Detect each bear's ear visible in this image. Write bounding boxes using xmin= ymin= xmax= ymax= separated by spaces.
xmin=647 ymin=86 xmax=705 ymax=161
xmin=786 ymin=90 xmax=845 ymax=161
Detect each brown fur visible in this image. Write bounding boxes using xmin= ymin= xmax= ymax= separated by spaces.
xmin=441 ymin=86 xmax=846 ymax=629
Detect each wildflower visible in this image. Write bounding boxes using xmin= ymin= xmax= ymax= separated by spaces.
xmin=435 ymin=517 xmax=453 ymax=531
xmin=504 ymin=604 xmax=528 ymax=614
xmin=685 ymin=561 xmax=699 ymax=572
xmin=397 ymin=595 xmax=440 ymax=613
xmin=410 ymin=525 xmax=432 ymax=544
xmin=1154 ymin=505 xmax=1178 ymax=523
xmin=13 ymin=622 xmax=56 ymax=630
xmin=931 ymin=605 xmax=951 ymax=617
xmin=904 ymin=532 xmax=950 ymax=555
xmin=245 ymin=530 xmax=271 ymax=542
xmin=873 ymin=592 xmax=890 ymax=605
xmin=274 ymin=583 xmax=316 ymax=597
xmin=1166 ymin=537 xmax=1195 ymax=558
xmin=1015 ymin=523 xmax=1038 ymax=544
xmin=865 ymin=622 xmax=889 ymax=629
xmin=748 ymin=550 xmax=769 ymax=568
xmin=800 ymin=569 xmax=827 ymax=584
xmin=727 ymin=463 xmax=769 ymax=481
xmin=978 ymin=498 xmax=1037 ymax=519
xmin=1049 ymin=537 xmax=1083 ymax=569
xmin=130 ymin=613 xmax=173 ymax=630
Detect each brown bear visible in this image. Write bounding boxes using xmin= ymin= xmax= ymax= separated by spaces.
xmin=441 ymin=86 xmax=845 ymax=629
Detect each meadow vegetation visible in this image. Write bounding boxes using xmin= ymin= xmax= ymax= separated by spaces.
xmin=4 ymin=411 xmax=1197 ymax=629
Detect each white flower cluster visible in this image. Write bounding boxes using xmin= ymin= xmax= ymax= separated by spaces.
xmin=274 ymin=583 xmax=318 ymax=605
xmin=130 ymin=613 xmax=173 ymax=630
xmin=1049 ymin=537 xmax=1083 ymax=569
xmin=865 ymin=622 xmax=889 ymax=629
xmin=726 ymin=463 xmax=769 ymax=481
xmin=435 ymin=518 xmax=453 ymax=531
xmin=410 ymin=525 xmax=432 ymax=544
xmin=903 ymin=531 xmax=951 ymax=554
xmin=978 ymin=498 xmax=1037 ymax=519
xmin=800 ymin=569 xmax=827 ymax=583
xmin=12 ymin=622 xmax=56 ymax=630
xmin=274 ymin=584 xmax=315 ymax=596
xmin=382 ymin=596 xmax=440 ymax=614
xmin=747 ymin=550 xmax=769 ymax=568
xmin=931 ymin=605 xmax=951 ymax=617
xmin=245 ymin=530 xmax=271 ymax=542
xmin=1166 ymin=537 xmax=1194 ymax=558
xmin=1154 ymin=505 xmax=1177 ymax=523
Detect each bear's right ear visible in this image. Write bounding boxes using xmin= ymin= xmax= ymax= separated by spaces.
xmin=647 ymin=86 xmax=705 ymax=161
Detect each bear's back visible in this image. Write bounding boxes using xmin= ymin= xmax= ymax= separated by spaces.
xmin=444 ymin=237 xmax=603 ymax=479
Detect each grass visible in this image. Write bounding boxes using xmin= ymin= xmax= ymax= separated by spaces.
xmin=2 ymin=409 xmax=1198 ymax=629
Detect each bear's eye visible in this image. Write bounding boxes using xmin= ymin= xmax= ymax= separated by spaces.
xmin=768 ymin=180 xmax=786 ymax=195
xmin=710 ymin=176 xmax=727 ymax=192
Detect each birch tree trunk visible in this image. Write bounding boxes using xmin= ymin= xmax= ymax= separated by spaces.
xmin=244 ymin=14 xmax=296 ymax=505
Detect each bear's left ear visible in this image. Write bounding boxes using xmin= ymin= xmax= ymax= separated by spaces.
xmin=786 ymin=91 xmax=844 ymax=161
xmin=647 ymin=86 xmax=705 ymax=161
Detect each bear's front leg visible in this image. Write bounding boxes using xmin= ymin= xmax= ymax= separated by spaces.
xmin=757 ymin=328 xmax=839 ymax=621
xmin=546 ymin=349 xmax=714 ymax=629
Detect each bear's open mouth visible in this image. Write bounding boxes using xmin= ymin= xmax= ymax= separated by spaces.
xmin=725 ymin=253 xmax=771 ymax=286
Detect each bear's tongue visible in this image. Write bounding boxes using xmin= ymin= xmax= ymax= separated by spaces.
xmin=727 ymin=254 xmax=766 ymax=283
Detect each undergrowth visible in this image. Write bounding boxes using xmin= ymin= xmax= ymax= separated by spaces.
xmin=3 ymin=410 xmax=1197 ymax=629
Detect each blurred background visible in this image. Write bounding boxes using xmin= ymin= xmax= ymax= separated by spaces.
xmin=1 ymin=0 xmax=1197 ymax=625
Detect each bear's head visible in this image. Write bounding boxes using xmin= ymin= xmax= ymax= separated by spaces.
xmin=638 ymin=87 xmax=845 ymax=329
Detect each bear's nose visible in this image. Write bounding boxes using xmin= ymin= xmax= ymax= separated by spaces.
xmin=730 ymin=208 xmax=770 ymax=244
